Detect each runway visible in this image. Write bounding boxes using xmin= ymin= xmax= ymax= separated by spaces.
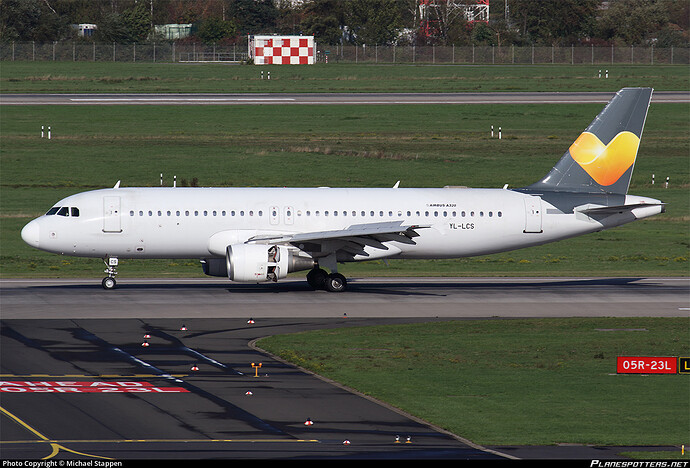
xmin=1 ymin=91 xmax=689 ymax=105
xmin=1 ymin=277 xmax=687 ymax=320
xmin=1 ymin=277 xmax=687 ymax=460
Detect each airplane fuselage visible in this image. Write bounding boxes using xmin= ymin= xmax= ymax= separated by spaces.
xmin=22 ymin=186 xmax=661 ymax=261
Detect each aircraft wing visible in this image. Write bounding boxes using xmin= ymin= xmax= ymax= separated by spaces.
xmin=246 ymin=221 xmax=428 ymax=257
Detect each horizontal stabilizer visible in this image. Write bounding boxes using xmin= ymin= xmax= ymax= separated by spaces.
xmin=575 ymin=202 xmax=665 ymax=216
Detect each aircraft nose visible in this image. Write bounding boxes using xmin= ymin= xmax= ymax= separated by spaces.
xmin=21 ymin=220 xmax=40 ymax=248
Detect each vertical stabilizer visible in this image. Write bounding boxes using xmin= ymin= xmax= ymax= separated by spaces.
xmin=527 ymin=88 xmax=653 ymax=195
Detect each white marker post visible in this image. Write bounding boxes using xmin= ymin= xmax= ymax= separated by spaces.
xmin=605 ymin=70 xmax=609 ymax=78
xmin=498 ymin=127 xmax=502 ymax=139
xmin=665 ymin=177 xmax=669 ymax=188
xmin=41 ymin=126 xmax=44 ymax=138
xmin=652 ymin=174 xmax=655 ymax=185
xmin=160 ymin=173 xmax=163 ymax=186
xmin=48 ymin=126 xmax=51 ymax=140
xmin=491 ymin=125 xmax=494 ymax=138
xmin=268 ymin=71 xmax=271 ymax=80
xmin=598 ymin=70 xmax=601 ymax=78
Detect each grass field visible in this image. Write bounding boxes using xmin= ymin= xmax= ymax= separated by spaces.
xmin=1 ymin=102 xmax=687 ymax=278
xmin=256 ymin=318 xmax=689 ymax=447
xmin=1 ymin=62 xmax=689 ymax=93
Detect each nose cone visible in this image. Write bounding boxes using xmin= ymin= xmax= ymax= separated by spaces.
xmin=21 ymin=220 xmax=40 ymax=248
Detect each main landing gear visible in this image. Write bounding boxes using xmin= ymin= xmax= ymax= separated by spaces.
xmin=306 ymin=267 xmax=347 ymax=293
xmin=102 ymin=257 xmax=118 ymax=290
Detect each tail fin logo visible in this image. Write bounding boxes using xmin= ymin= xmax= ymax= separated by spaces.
xmin=569 ymin=131 xmax=640 ymax=186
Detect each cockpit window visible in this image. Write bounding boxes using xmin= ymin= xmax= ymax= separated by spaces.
xmin=70 ymin=207 xmax=80 ymax=217
xmin=57 ymin=207 xmax=69 ymax=216
xmin=46 ymin=207 xmax=60 ymax=215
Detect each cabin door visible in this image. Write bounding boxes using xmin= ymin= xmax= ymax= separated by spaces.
xmin=103 ymin=196 xmax=122 ymax=233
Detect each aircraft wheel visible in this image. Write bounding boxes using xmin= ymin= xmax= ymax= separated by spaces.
xmin=325 ymin=273 xmax=347 ymax=293
xmin=306 ymin=268 xmax=328 ymax=290
xmin=102 ymin=277 xmax=116 ymax=290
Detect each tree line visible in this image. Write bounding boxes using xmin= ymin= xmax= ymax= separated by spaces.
xmin=1 ymin=0 xmax=687 ymax=47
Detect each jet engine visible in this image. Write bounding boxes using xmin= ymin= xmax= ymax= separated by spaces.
xmin=202 ymin=244 xmax=314 ymax=282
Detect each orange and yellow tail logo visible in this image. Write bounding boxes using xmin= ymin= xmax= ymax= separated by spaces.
xmin=569 ymin=131 xmax=640 ymax=186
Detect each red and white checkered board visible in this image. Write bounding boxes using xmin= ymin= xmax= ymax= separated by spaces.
xmin=254 ymin=37 xmax=314 ymax=65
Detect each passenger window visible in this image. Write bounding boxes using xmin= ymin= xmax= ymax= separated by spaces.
xmin=498 ymin=211 xmax=503 ymax=217
xmin=46 ymin=207 xmax=60 ymax=215
xmin=71 ymin=207 xmax=80 ymax=217
xmin=130 ymin=211 xmax=134 ymax=217
xmin=57 ymin=207 xmax=69 ymax=216
xmin=139 ymin=211 xmax=143 ymax=216
xmin=461 ymin=211 xmax=466 ymax=217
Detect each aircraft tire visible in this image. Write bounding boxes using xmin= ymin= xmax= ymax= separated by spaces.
xmin=102 ymin=277 xmax=116 ymax=290
xmin=325 ymin=273 xmax=347 ymax=293
xmin=306 ymin=268 xmax=328 ymax=290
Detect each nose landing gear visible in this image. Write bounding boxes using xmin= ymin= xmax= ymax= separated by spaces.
xmin=102 ymin=257 xmax=118 ymax=290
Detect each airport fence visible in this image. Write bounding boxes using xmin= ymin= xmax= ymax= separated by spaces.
xmin=1 ymin=41 xmax=688 ymax=65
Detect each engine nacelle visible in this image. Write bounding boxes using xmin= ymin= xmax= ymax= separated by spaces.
xmin=221 ymin=244 xmax=314 ymax=283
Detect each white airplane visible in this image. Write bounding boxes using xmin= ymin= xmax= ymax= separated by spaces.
xmin=21 ymin=88 xmax=664 ymax=292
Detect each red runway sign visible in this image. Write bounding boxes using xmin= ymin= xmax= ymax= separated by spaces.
xmin=616 ymin=357 xmax=678 ymax=374
xmin=0 ymin=381 xmax=189 ymax=393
